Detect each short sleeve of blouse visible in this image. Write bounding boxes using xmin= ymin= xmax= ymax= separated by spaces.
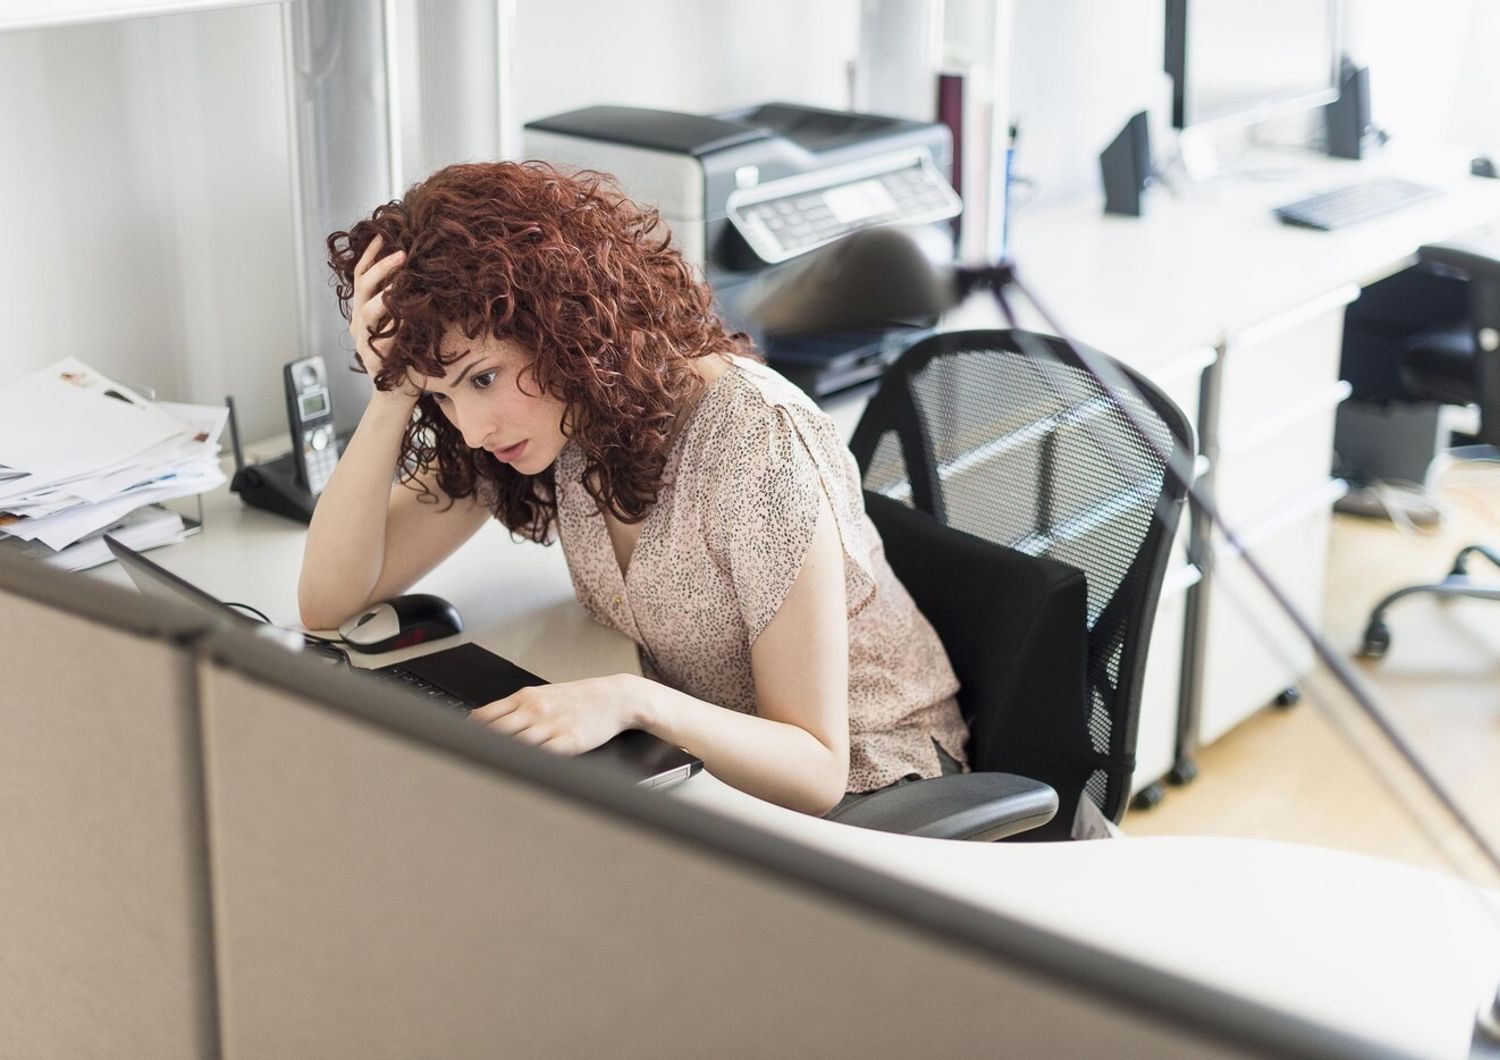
xmin=702 ymin=386 xmax=877 ymax=644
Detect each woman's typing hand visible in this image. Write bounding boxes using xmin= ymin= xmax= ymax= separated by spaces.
xmin=469 ymin=673 xmax=646 ymax=756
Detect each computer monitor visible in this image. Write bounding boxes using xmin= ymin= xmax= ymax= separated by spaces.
xmin=1166 ymin=0 xmax=1342 ymax=131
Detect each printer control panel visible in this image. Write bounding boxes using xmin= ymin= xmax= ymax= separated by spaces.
xmin=727 ymin=151 xmax=960 ymax=266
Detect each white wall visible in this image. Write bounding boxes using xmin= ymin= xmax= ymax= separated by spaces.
xmin=1005 ymin=0 xmax=1168 ymax=208
xmin=397 ymin=0 xmax=500 ymax=180
xmin=512 ymin=0 xmax=860 ymax=124
xmin=1345 ymin=0 xmax=1500 ymax=152
xmin=0 ymin=3 xmax=299 ymax=441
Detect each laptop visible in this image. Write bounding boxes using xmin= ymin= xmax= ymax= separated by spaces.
xmin=103 ymin=536 xmax=702 ymax=789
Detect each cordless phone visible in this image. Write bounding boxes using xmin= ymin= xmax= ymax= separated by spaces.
xmin=283 ymin=355 xmax=338 ymax=495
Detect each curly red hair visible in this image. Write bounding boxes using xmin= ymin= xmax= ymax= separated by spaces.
xmin=327 ymin=161 xmax=752 ymax=541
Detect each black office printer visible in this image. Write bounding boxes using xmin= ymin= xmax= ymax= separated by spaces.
xmin=524 ymin=102 xmax=961 ymax=399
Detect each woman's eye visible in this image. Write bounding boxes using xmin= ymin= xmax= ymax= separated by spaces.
xmin=472 ymin=370 xmax=498 ymax=390
xmin=427 ymin=392 xmax=447 ymax=404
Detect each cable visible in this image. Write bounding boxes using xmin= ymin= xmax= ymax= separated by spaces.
xmin=224 ymin=601 xmax=273 ymax=624
xmin=302 ymin=639 xmax=351 ymax=666
xmin=225 ymin=600 xmax=350 ymax=664
xmin=296 ymin=628 xmax=352 ymax=663
xmin=299 ymin=630 xmax=345 ymax=645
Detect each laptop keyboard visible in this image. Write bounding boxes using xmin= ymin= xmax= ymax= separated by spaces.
xmin=370 ymin=665 xmax=470 ymax=712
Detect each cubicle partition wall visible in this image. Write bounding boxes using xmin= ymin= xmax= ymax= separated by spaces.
xmin=0 ymin=551 xmax=1405 ymax=1059
xmin=0 ymin=569 xmax=218 ymax=1058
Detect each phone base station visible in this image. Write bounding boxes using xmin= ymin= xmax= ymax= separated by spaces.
xmin=224 ymin=395 xmax=322 ymax=524
xmin=230 ymin=452 xmax=318 ymax=524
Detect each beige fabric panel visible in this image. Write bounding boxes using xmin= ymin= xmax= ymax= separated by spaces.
xmin=0 ymin=592 xmax=216 ymax=1059
xmin=201 ymin=665 xmax=1250 ymax=1060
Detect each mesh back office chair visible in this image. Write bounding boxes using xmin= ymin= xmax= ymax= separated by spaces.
xmin=828 ymin=329 xmax=1193 ymax=841
xmin=1358 ymin=235 xmax=1500 ymax=657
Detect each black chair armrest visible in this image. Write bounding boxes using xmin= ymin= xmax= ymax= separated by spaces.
xmin=824 ymin=773 xmax=1059 ymax=842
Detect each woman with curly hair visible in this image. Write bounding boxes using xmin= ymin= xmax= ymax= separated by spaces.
xmin=299 ymin=161 xmax=966 ymax=815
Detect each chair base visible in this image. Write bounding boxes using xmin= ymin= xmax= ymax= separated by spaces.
xmin=1359 ymin=544 xmax=1500 ymax=658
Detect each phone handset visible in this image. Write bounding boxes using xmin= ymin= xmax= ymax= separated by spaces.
xmin=283 ymin=355 xmax=338 ymax=496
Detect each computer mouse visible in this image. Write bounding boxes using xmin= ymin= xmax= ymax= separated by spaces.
xmin=1472 ymin=156 xmax=1497 ymax=180
xmin=338 ymin=593 xmax=464 ymax=653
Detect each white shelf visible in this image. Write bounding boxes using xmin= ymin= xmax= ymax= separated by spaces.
xmin=0 ymin=0 xmax=285 ymax=34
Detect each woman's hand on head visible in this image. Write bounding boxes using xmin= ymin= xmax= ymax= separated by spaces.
xmin=468 ymin=674 xmax=645 ymax=756
xmin=350 ymin=235 xmax=417 ymax=404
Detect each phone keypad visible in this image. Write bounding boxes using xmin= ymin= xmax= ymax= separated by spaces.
xmin=303 ymin=425 xmax=337 ymax=492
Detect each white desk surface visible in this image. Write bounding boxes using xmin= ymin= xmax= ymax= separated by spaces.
xmin=1006 ymin=140 xmax=1500 ymax=373
xmin=89 ymin=471 xmax=1500 ymax=1059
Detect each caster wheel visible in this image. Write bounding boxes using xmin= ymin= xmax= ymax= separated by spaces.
xmin=1274 ymin=686 xmax=1302 ymax=708
xmin=1359 ymin=622 xmax=1390 ymax=659
xmin=1131 ymin=782 xmax=1166 ymax=811
xmin=1167 ymin=757 xmax=1198 ymax=786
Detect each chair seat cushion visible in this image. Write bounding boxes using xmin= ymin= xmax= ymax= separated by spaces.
xmin=1403 ymin=324 xmax=1479 ymax=405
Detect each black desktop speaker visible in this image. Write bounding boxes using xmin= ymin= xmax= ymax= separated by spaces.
xmin=1100 ymin=111 xmax=1151 ymax=217
xmin=1325 ymin=58 xmax=1371 ymax=160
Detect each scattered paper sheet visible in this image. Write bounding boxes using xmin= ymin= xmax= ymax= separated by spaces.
xmin=0 ymin=359 xmax=226 ymax=553
xmin=3 ymin=504 xmax=187 ymax=572
xmin=0 ymin=357 xmax=188 ymax=481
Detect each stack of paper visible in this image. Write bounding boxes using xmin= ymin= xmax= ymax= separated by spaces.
xmin=0 ymin=357 xmax=227 ymax=570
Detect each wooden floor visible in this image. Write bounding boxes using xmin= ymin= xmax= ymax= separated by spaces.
xmin=1122 ymin=458 xmax=1500 ymax=888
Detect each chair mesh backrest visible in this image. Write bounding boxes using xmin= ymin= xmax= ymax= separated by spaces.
xmin=852 ymin=330 xmax=1192 ymax=822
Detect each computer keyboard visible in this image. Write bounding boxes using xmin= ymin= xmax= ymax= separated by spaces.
xmin=1273 ymin=178 xmax=1441 ymax=230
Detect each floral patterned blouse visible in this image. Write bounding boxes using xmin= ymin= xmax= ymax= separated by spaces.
xmin=553 ymin=358 xmax=967 ymax=793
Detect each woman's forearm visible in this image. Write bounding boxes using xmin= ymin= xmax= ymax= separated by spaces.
xmin=628 ymin=676 xmax=848 ymax=815
xmin=298 ymin=394 xmax=414 ymax=628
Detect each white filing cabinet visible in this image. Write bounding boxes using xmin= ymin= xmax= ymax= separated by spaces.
xmin=1188 ymin=286 xmax=1357 ymax=749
